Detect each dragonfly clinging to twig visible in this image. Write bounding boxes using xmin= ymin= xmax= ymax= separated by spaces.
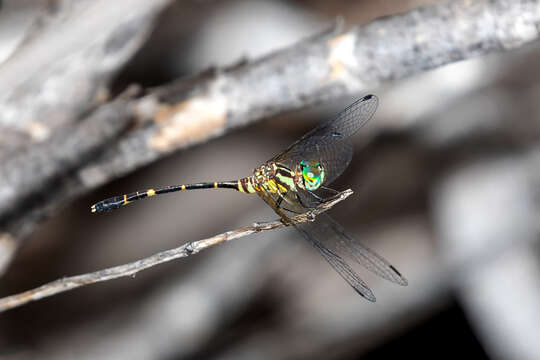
xmin=92 ymin=94 xmax=408 ymax=301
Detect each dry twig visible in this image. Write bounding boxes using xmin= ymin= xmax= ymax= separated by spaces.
xmin=0 ymin=189 xmax=352 ymax=312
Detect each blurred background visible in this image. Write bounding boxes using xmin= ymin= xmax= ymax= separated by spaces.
xmin=1 ymin=0 xmax=540 ymax=359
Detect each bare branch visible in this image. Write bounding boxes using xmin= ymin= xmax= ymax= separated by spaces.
xmin=87 ymin=0 xmax=540 ymax=185
xmin=0 ymin=0 xmax=172 ymax=152
xmin=0 ymin=189 xmax=353 ymax=313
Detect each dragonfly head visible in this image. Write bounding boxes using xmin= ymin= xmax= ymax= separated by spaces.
xmin=298 ymin=160 xmax=325 ymax=191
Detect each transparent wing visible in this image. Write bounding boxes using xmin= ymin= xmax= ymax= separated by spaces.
xmin=271 ymin=95 xmax=378 ymax=186
xmin=315 ymin=213 xmax=408 ymax=286
xmin=257 ymin=190 xmax=406 ymax=301
xmin=294 ymin=220 xmax=377 ymax=301
xmin=257 ymin=183 xmax=407 ymax=287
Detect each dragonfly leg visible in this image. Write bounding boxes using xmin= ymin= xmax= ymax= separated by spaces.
xmin=294 ymin=193 xmax=316 ymax=220
xmin=281 ymin=206 xmax=302 ymax=215
xmin=308 ymin=191 xmax=326 ymax=204
xmin=308 ymin=187 xmax=342 ymax=204
xmin=295 ymin=193 xmax=309 ymax=208
xmin=275 ymin=191 xmax=302 ymax=214
xmin=321 ymin=186 xmax=340 ymax=195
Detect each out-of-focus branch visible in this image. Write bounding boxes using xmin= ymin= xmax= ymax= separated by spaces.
xmin=86 ymin=0 xmax=540 ymax=185
xmin=0 ymin=0 xmax=172 ymax=152
xmin=1 ymin=0 xmax=539 ymax=271
xmin=0 ymin=189 xmax=352 ymax=313
xmin=0 ymin=0 xmax=172 ymax=272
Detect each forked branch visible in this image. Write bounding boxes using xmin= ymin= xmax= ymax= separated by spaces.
xmin=0 ymin=189 xmax=352 ymax=313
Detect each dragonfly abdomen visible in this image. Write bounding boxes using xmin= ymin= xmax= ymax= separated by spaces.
xmin=92 ymin=182 xmax=240 ymax=212
xmin=238 ymin=177 xmax=259 ymax=193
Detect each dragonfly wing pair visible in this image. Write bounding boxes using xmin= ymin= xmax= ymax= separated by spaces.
xmin=258 ymin=190 xmax=407 ymax=302
xmin=263 ymin=94 xmax=407 ymax=301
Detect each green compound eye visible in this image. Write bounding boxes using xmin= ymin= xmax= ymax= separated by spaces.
xmin=301 ymin=160 xmax=325 ymax=191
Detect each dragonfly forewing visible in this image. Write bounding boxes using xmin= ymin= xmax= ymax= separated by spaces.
xmin=271 ymin=95 xmax=378 ymax=187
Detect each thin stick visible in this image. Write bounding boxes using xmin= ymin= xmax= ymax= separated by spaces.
xmin=0 ymin=189 xmax=352 ymax=313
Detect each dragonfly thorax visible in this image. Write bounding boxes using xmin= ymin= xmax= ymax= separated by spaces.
xmin=242 ymin=162 xmax=297 ymax=194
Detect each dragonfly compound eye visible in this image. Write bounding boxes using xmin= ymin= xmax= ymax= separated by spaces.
xmin=301 ymin=160 xmax=325 ymax=191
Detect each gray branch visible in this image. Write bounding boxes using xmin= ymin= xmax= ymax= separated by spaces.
xmin=0 ymin=189 xmax=352 ymax=312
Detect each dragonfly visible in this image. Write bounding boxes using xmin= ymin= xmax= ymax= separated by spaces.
xmin=91 ymin=94 xmax=407 ymax=301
